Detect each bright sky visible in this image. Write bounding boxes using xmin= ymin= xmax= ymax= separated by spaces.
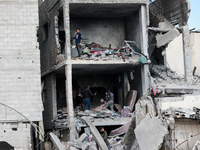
xmin=188 ymin=0 xmax=200 ymax=30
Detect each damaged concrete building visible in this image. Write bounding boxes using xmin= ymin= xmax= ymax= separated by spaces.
xmin=37 ymin=0 xmax=200 ymax=149
xmin=0 ymin=0 xmax=199 ymax=149
xmin=38 ymin=0 xmax=150 ymax=146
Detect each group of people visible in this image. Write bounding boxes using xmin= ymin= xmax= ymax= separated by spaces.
xmin=76 ymin=85 xmax=114 ymax=112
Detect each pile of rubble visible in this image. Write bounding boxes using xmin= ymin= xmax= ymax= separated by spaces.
xmin=162 ymin=107 xmax=200 ymax=119
xmin=150 ymin=65 xmax=185 ymax=85
xmin=47 ymin=92 xmax=200 ymax=150
xmin=72 ymin=41 xmax=148 ymax=64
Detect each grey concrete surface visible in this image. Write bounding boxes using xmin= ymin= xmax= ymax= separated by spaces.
xmin=156 ymin=28 xmax=180 ymax=48
xmin=182 ymin=25 xmax=193 ymax=84
xmin=83 ymin=117 xmax=108 ymax=150
xmin=70 ymin=18 xmax=125 ymax=48
xmin=134 ymin=114 xmax=168 ymax=150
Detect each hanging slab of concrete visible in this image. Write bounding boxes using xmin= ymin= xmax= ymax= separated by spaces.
xmin=82 ymin=117 xmax=108 ymax=150
xmin=134 ymin=114 xmax=168 ymax=150
xmin=156 ymin=28 xmax=180 ymax=48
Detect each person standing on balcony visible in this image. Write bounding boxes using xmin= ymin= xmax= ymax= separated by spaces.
xmin=73 ymin=28 xmax=82 ymax=57
xmin=83 ymin=85 xmax=96 ymax=111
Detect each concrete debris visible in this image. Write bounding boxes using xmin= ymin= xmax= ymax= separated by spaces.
xmin=109 ymin=121 xmax=131 ymax=137
xmin=71 ymin=41 xmax=147 ymax=63
xmin=77 ymin=133 xmax=88 ymax=142
xmin=82 ymin=117 xmax=108 ymax=150
xmin=134 ymin=114 xmax=168 ymax=150
xmin=156 ymin=28 xmax=180 ymax=48
xmin=122 ymin=117 xmax=138 ymax=150
xmin=49 ymin=132 xmax=65 ymax=150
xmin=162 ymin=107 xmax=199 ymax=119
xmin=52 ymin=113 xmax=69 ymax=129
xmin=151 ymin=65 xmax=184 ymax=85
xmin=135 ymin=97 xmax=156 ymax=125
xmin=157 ymin=95 xmax=200 ymax=114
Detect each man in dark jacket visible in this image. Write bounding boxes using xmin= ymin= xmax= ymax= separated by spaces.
xmin=83 ymin=85 xmax=96 ymax=111
xmin=73 ymin=28 xmax=82 ymax=57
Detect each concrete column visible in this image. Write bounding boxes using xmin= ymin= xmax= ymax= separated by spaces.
xmin=140 ymin=5 xmax=150 ymax=95
xmin=52 ymin=73 xmax=57 ymax=118
xmin=182 ymin=25 xmax=193 ymax=84
xmin=65 ymin=64 xmax=75 ymax=140
xmin=122 ymin=72 xmax=130 ymax=105
xmin=63 ymin=1 xmax=71 ymax=60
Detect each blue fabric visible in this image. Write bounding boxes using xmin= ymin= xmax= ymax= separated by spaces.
xmin=107 ymin=92 xmax=114 ymax=101
xmin=84 ymin=98 xmax=90 ymax=110
xmin=74 ymin=33 xmax=82 ymax=44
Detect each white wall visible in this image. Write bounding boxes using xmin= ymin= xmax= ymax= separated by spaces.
xmin=0 ymin=1 xmax=43 ymax=122
xmin=70 ymin=18 xmax=125 ymax=48
xmin=191 ymin=33 xmax=200 ymax=76
xmin=166 ymin=32 xmax=200 ymax=77
xmin=175 ymin=119 xmax=200 ymax=150
xmin=0 ymin=123 xmax=31 ymax=149
xmin=166 ymin=34 xmax=185 ymax=77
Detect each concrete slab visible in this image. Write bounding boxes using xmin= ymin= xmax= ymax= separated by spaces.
xmin=123 ymin=117 xmax=138 ymax=150
xmin=156 ymin=28 xmax=180 ymax=48
xmin=82 ymin=117 xmax=108 ymax=150
xmin=49 ymin=132 xmax=65 ymax=150
xmin=78 ymin=133 xmax=88 ymax=142
xmin=134 ymin=114 xmax=168 ymax=150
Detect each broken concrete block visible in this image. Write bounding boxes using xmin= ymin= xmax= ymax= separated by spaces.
xmin=134 ymin=114 xmax=168 ymax=150
xmin=135 ymin=99 xmax=156 ymax=125
xmin=123 ymin=117 xmax=138 ymax=150
xmin=156 ymin=28 xmax=180 ymax=48
xmin=84 ymin=127 xmax=90 ymax=135
xmin=81 ymin=143 xmax=89 ymax=150
xmin=88 ymin=141 xmax=97 ymax=150
xmin=49 ymin=132 xmax=65 ymax=150
xmin=78 ymin=133 xmax=88 ymax=142
xmin=82 ymin=117 xmax=108 ymax=150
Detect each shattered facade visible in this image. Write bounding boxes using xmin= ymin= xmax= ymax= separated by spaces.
xmin=37 ymin=0 xmax=200 ymax=149
xmin=0 ymin=0 xmax=199 ymax=149
xmin=0 ymin=0 xmax=43 ymax=149
xmin=38 ymin=0 xmax=150 ymax=145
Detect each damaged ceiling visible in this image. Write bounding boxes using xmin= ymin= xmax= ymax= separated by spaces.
xmin=149 ymin=0 xmax=191 ymax=26
xmin=70 ymin=4 xmax=140 ymax=18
